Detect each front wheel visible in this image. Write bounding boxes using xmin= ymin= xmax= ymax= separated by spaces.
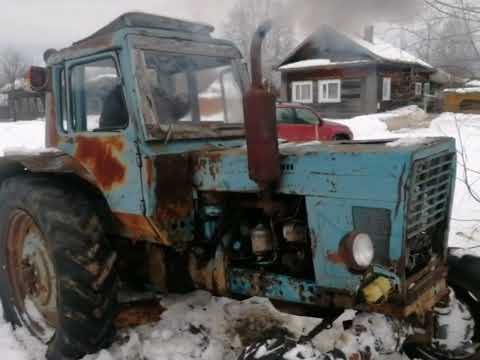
xmin=0 ymin=176 xmax=118 ymax=359
xmin=412 ymin=252 xmax=480 ymax=359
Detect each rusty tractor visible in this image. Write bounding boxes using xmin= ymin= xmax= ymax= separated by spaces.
xmin=0 ymin=12 xmax=478 ymax=360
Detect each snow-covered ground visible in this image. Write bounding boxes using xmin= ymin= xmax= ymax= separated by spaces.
xmin=1 ymin=108 xmax=480 ymax=359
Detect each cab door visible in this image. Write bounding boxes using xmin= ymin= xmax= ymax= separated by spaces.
xmin=57 ymin=52 xmax=145 ymax=216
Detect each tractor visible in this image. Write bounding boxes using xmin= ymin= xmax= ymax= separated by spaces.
xmin=0 ymin=12 xmax=478 ymax=360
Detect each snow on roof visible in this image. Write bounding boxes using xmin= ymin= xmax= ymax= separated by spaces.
xmin=279 ymin=59 xmax=372 ymax=71
xmin=343 ymin=32 xmax=433 ymax=69
xmin=444 ymin=87 xmax=480 ymax=94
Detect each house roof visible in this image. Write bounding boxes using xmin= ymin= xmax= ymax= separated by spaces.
xmin=278 ymin=25 xmax=434 ymax=72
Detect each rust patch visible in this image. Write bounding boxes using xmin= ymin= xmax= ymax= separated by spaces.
xmin=75 ymin=135 xmax=126 ymax=191
xmin=115 ymin=301 xmax=165 ymax=329
xmin=327 ymin=248 xmax=349 ymax=265
xmin=145 ymin=158 xmax=155 ymax=188
xmin=115 ymin=212 xmax=158 ymax=241
xmin=154 ymin=154 xmax=193 ymax=220
xmin=45 ymin=94 xmax=60 ymax=148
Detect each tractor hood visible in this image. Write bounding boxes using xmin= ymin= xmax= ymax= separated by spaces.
xmin=192 ymin=138 xmax=456 ymax=203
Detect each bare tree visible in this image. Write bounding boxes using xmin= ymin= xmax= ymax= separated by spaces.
xmin=222 ymin=0 xmax=295 ymax=90
xmin=0 ymin=48 xmax=29 ymax=121
xmin=387 ymin=0 xmax=480 ymax=79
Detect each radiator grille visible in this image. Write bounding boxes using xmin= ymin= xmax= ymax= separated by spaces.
xmin=407 ymin=152 xmax=455 ymax=239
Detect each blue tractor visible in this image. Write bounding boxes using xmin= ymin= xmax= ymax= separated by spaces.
xmin=0 ymin=12 xmax=477 ymax=360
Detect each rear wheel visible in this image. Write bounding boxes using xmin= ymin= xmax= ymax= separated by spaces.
xmin=0 ymin=175 xmax=118 ymax=359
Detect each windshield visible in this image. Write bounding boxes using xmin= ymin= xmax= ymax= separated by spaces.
xmin=139 ymin=51 xmax=245 ymax=129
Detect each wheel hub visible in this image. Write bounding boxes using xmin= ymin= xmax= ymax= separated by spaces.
xmin=7 ymin=210 xmax=57 ymax=342
xmin=418 ymin=289 xmax=479 ymax=359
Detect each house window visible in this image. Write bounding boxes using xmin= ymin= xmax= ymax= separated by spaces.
xmin=382 ymin=77 xmax=391 ymax=101
xmin=424 ymin=82 xmax=431 ymax=96
xmin=319 ymin=80 xmax=341 ymax=103
xmin=415 ymin=82 xmax=423 ymax=96
xmin=292 ymin=81 xmax=313 ymax=103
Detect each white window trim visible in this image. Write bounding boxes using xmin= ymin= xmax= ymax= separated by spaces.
xmin=318 ymin=79 xmax=341 ymax=103
xmin=382 ymin=77 xmax=392 ymax=101
xmin=291 ymin=81 xmax=313 ymax=103
xmin=415 ymin=82 xmax=423 ymax=96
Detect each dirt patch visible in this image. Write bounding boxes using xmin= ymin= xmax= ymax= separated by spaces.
xmin=228 ymin=310 xmax=295 ymax=346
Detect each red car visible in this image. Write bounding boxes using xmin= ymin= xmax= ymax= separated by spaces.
xmin=276 ymin=103 xmax=353 ymax=142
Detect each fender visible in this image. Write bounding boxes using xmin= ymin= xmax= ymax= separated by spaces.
xmin=0 ymin=149 xmax=157 ymax=241
xmin=0 ymin=148 xmax=96 ymax=185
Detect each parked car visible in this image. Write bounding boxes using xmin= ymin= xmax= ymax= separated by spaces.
xmin=276 ymin=102 xmax=353 ymax=142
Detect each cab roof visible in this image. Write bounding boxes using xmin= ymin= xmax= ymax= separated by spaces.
xmin=74 ymin=12 xmax=214 ymax=47
xmin=47 ymin=12 xmax=219 ymax=65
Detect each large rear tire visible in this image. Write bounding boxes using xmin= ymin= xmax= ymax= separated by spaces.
xmin=0 ymin=175 xmax=118 ymax=359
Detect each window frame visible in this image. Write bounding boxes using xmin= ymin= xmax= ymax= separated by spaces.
xmin=292 ymin=81 xmax=314 ymax=103
xmin=318 ymin=79 xmax=341 ymax=103
xmin=423 ymin=82 xmax=431 ymax=96
xmin=382 ymin=77 xmax=392 ymax=101
xmin=415 ymin=82 xmax=423 ymax=96
xmin=66 ymin=53 xmax=129 ymax=133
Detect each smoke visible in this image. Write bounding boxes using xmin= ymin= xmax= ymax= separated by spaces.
xmin=281 ymin=0 xmax=423 ymax=35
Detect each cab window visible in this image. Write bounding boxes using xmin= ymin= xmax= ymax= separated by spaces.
xmin=70 ymin=57 xmax=128 ymax=132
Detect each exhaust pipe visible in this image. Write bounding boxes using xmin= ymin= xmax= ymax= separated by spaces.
xmin=243 ymin=20 xmax=281 ymax=191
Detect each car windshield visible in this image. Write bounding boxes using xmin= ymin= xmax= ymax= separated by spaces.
xmin=139 ymin=51 xmax=245 ymax=127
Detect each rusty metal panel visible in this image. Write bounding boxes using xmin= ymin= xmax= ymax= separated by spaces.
xmin=74 ymin=135 xmax=127 ymax=191
xmin=154 ymin=154 xmax=193 ymax=220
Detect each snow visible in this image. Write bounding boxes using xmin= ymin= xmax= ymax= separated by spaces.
xmin=0 ymin=120 xmax=45 ymax=156
xmin=0 ymin=79 xmax=28 ymax=93
xmin=466 ymin=80 xmax=480 ymax=87
xmin=444 ymin=87 xmax=480 ymax=94
xmin=279 ymin=59 xmax=371 ymax=71
xmin=343 ymin=33 xmax=433 ymax=69
xmin=0 ymin=108 xmax=479 ymax=359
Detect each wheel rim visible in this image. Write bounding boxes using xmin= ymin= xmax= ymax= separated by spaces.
xmin=6 ymin=209 xmax=57 ymax=342
xmin=417 ymin=288 xmax=480 ymax=360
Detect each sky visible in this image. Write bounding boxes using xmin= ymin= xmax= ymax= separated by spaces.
xmin=0 ymin=0 xmax=234 ymax=64
xmin=0 ymin=0 xmax=423 ymax=66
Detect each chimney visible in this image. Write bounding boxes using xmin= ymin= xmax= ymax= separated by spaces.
xmin=364 ymin=25 xmax=374 ymax=43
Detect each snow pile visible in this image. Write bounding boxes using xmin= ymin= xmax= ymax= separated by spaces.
xmin=466 ymin=80 xmax=480 ymax=87
xmin=82 ymin=292 xmax=323 ymax=360
xmin=0 ymin=120 xmax=45 ymax=156
xmin=335 ymin=106 xmax=428 ymax=139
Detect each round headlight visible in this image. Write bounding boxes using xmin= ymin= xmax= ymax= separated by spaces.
xmin=351 ymin=233 xmax=374 ymax=269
